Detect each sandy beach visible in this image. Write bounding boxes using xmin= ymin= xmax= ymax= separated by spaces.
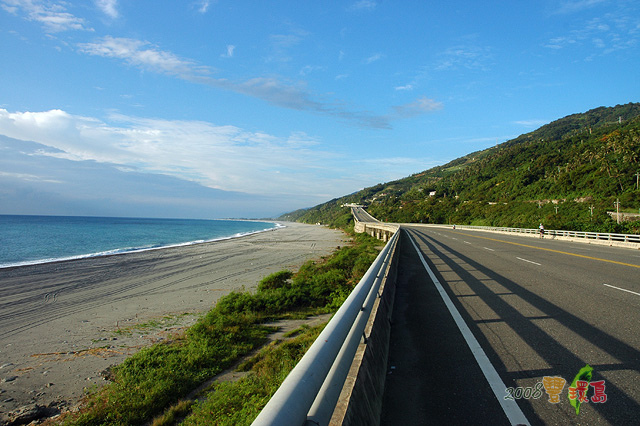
xmin=0 ymin=222 xmax=346 ymax=423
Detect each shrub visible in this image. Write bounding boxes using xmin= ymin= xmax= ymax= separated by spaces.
xmin=257 ymin=270 xmax=293 ymax=292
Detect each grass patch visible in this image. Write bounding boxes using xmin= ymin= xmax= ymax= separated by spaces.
xmin=59 ymin=231 xmax=381 ymax=425
xmin=112 ymin=313 xmax=195 ymax=336
xmin=181 ymin=324 xmax=325 ymax=426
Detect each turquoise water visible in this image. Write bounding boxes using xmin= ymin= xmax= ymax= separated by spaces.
xmin=0 ymin=215 xmax=279 ymax=268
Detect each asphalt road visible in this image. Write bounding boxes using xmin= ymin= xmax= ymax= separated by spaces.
xmin=351 ymin=207 xmax=380 ymax=223
xmin=381 ymin=225 xmax=640 ymax=425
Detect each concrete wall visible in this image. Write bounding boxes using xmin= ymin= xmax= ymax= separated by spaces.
xmin=329 ymin=229 xmax=400 ymax=426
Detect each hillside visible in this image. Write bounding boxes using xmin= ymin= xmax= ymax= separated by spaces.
xmin=280 ymin=103 xmax=640 ymax=234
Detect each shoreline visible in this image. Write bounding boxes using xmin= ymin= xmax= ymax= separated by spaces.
xmin=0 ymin=221 xmax=283 ymax=270
xmin=0 ymin=222 xmax=346 ymax=423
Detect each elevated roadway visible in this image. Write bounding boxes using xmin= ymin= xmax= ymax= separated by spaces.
xmin=351 ymin=206 xmax=380 ymax=223
xmin=381 ymin=225 xmax=640 ymax=425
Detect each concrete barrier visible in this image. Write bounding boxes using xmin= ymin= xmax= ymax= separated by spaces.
xmin=329 ymin=230 xmax=400 ymax=426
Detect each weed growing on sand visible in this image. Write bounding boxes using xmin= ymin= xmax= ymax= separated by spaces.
xmin=111 ymin=313 xmax=195 ymax=336
xmin=59 ymin=232 xmax=380 ymax=425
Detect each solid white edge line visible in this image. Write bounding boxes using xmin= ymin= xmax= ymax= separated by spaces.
xmin=603 ymin=283 xmax=640 ymax=297
xmin=407 ymin=232 xmax=531 ymax=426
xmin=516 ymin=257 xmax=541 ymax=266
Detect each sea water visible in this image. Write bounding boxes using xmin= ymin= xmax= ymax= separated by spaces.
xmin=0 ymin=215 xmax=280 ymax=268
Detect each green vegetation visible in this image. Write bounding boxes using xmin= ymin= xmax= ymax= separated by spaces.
xmin=181 ymin=324 xmax=324 ymax=426
xmin=284 ymin=103 xmax=640 ymax=234
xmin=112 ymin=313 xmax=194 ymax=336
xmin=60 ymin=232 xmax=381 ymax=425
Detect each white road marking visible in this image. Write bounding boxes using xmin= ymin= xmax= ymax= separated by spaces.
xmin=603 ymin=283 xmax=640 ymax=297
xmin=483 ymin=247 xmax=495 ymax=252
xmin=407 ymin=233 xmax=530 ymax=426
xmin=464 ymin=241 xmax=472 ymax=244
xmin=516 ymin=257 xmax=541 ymax=266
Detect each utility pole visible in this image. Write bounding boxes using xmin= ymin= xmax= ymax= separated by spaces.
xmin=554 ymin=206 xmax=559 ymax=215
xmin=635 ymin=171 xmax=640 ymax=190
xmin=589 ymin=205 xmax=594 ymax=221
xmin=614 ymin=198 xmax=621 ymax=224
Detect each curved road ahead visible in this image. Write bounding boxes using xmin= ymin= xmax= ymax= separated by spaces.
xmin=351 ymin=207 xmax=380 ymax=223
xmin=381 ymin=225 xmax=640 ymax=425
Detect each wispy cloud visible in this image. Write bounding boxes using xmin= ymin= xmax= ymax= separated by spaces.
xmin=299 ymin=65 xmax=325 ymax=76
xmin=514 ymin=119 xmax=549 ymax=128
xmin=195 ymin=0 xmax=210 ymax=14
xmin=393 ymin=96 xmax=443 ymax=118
xmin=95 ymin=0 xmax=118 ymax=19
xmin=544 ymin=9 xmax=640 ymax=54
xmin=1 ymin=0 xmax=91 ymax=32
xmin=78 ymin=37 xmax=211 ymax=79
xmin=364 ymin=52 xmax=384 ymax=64
xmin=266 ymin=30 xmax=309 ymax=63
xmin=77 ymin=36 xmax=394 ymax=128
xmin=221 ymin=44 xmax=235 ymax=58
xmin=435 ymin=44 xmax=493 ymax=71
xmin=0 ymin=171 xmax=62 ymax=184
xmin=348 ymin=0 xmax=377 ymax=12
xmin=395 ymin=84 xmax=414 ymax=91
xmin=554 ymin=0 xmax=608 ymax=15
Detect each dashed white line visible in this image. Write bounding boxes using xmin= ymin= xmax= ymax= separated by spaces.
xmin=483 ymin=247 xmax=495 ymax=252
xmin=464 ymin=241 xmax=472 ymax=245
xmin=603 ymin=283 xmax=640 ymax=297
xmin=516 ymin=257 xmax=541 ymax=266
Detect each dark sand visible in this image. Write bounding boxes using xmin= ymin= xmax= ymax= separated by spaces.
xmin=0 ymin=222 xmax=346 ymax=422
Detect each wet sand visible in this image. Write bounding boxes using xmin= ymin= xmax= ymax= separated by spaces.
xmin=0 ymin=222 xmax=346 ymax=422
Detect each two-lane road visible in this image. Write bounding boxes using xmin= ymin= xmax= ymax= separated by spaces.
xmin=351 ymin=207 xmax=380 ymax=223
xmin=381 ymin=225 xmax=640 ymax=425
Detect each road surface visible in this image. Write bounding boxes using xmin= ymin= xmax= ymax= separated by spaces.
xmin=381 ymin=225 xmax=640 ymax=425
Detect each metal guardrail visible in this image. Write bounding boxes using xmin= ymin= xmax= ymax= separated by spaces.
xmin=451 ymin=224 xmax=640 ymax=244
xmin=252 ymin=230 xmax=400 ymax=426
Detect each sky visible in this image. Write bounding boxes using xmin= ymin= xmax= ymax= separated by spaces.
xmin=1 ymin=0 xmax=639 ymax=219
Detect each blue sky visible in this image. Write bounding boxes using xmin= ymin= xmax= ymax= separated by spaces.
xmin=1 ymin=0 xmax=639 ymax=218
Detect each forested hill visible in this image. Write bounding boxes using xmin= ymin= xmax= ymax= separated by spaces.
xmin=280 ymin=103 xmax=640 ymax=233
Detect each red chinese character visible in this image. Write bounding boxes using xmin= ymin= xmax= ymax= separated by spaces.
xmin=590 ymin=380 xmax=607 ymax=403
xmin=576 ymin=380 xmax=589 ymax=403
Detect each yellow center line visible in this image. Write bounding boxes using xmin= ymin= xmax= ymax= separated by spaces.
xmin=451 ymin=231 xmax=640 ymax=269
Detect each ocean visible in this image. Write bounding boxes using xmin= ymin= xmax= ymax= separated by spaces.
xmin=0 ymin=215 xmax=280 ymax=268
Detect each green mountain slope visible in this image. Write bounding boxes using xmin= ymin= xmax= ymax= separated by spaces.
xmin=281 ymin=103 xmax=640 ymax=233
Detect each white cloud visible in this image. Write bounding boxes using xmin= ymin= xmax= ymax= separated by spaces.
xmin=77 ymin=36 xmax=392 ymax=128
xmin=349 ymin=1 xmax=376 ymax=12
xmin=221 ymin=44 xmax=235 ymax=58
xmin=514 ymin=119 xmax=549 ymax=128
xmin=393 ymin=97 xmax=443 ymax=118
xmin=436 ymin=44 xmax=493 ymax=71
xmin=364 ymin=53 xmax=384 ymax=64
xmin=555 ymin=0 xmax=607 ymax=14
xmin=195 ymin=0 xmax=210 ymax=14
xmin=545 ymin=5 xmax=640 ymax=55
xmin=78 ymin=37 xmax=210 ymax=79
xmin=1 ymin=0 xmax=91 ymax=32
xmin=0 ymin=171 xmax=62 ymax=184
xmin=95 ymin=0 xmax=117 ymax=19
xmin=0 ymin=108 xmax=342 ymax=197
xmin=395 ymin=84 xmax=414 ymax=91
